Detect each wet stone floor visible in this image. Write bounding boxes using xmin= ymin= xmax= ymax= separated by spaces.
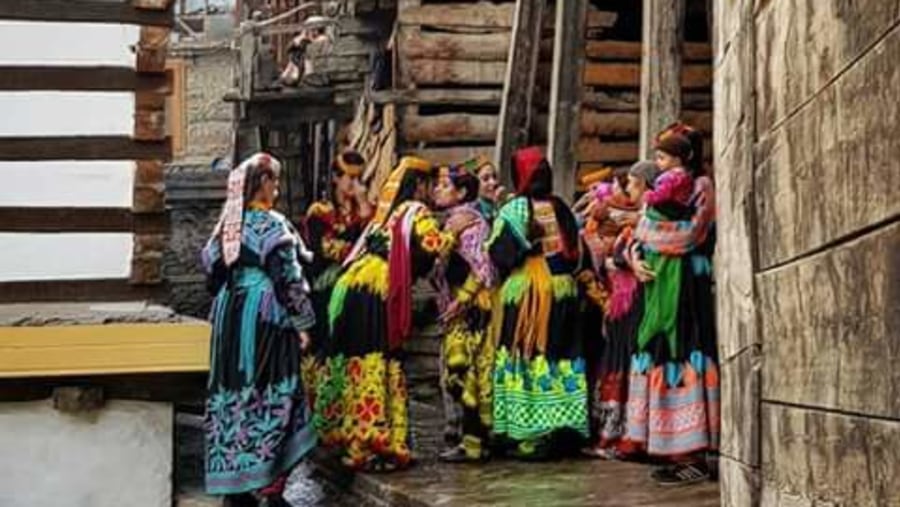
xmin=177 ymin=403 xmax=720 ymax=507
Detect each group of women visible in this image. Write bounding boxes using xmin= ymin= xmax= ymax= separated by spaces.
xmin=200 ymin=121 xmax=719 ymax=506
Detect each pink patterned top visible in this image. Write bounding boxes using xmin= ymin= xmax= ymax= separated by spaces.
xmin=644 ymin=167 xmax=693 ymax=207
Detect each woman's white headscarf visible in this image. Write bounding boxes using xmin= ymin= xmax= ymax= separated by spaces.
xmin=212 ymin=153 xmax=282 ymax=267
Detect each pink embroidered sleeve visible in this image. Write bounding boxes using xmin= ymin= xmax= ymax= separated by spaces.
xmin=457 ymin=221 xmax=496 ymax=288
xmin=644 ymin=169 xmax=692 ymax=206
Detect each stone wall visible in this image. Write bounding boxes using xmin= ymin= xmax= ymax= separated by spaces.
xmin=171 ymin=42 xmax=237 ymax=165
xmin=164 ymin=42 xmax=235 ymax=316
xmin=163 ymin=167 xmax=226 ymax=318
xmin=714 ymin=2 xmax=900 ymax=505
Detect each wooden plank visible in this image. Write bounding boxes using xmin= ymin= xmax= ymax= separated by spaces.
xmin=131 ymin=233 xmax=165 ymax=284
xmin=580 ymin=110 xmax=711 ymax=137
xmin=715 ymin=3 xmax=760 ymax=504
xmin=0 ymin=323 xmax=209 ymax=378
xmin=585 ymin=10 xmax=618 ymax=31
xmin=583 ymin=90 xmax=711 ymax=112
xmin=0 ymin=21 xmax=139 ymax=68
xmin=0 ymin=372 xmax=208 ymax=404
xmin=133 ymin=160 xmax=165 ymax=214
xmin=714 ymin=125 xmax=758 ymax=362
xmin=577 ymin=137 xmax=712 ymax=163
xmin=639 ymin=0 xmax=685 ymax=157
xmin=405 ymin=59 xmax=507 ymax=86
xmin=755 ymin=0 xmax=900 ymax=133
xmin=399 ymin=3 xmax=515 ymax=29
xmin=0 ymin=208 xmax=167 ymax=234
xmin=370 ymin=88 xmax=503 ymax=106
xmin=719 ymin=456 xmax=760 ymax=507
xmin=754 ymin=23 xmax=900 ymax=268
xmin=495 ymin=0 xmax=544 ymax=184
xmin=714 ymin=12 xmax=754 ymax=155
xmin=0 ymin=92 xmax=134 ymax=138
xmin=580 ymin=111 xmax=639 ymax=137
xmin=0 ymin=67 xmax=168 ymax=92
xmin=761 ymin=404 xmax=900 ymax=506
xmin=583 ymin=63 xmax=710 ymax=89
xmin=132 ymin=0 xmax=176 ymax=10
xmin=135 ymin=26 xmax=169 ymax=73
xmin=713 ymin=20 xmax=758 ymax=363
xmin=759 ymin=222 xmax=900 ymax=419
xmin=134 ymin=89 xmax=167 ymax=141
xmin=0 ymin=1 xmax=172 ymax=26
xmin=0 ymin=233 xmax=133 ymax=282
xmin=586 ymin=40 xmax=711 ymax=62
xmin=0 ymin=137 xmax=171 ymax=161
xmin=0 ymin=279 xmax=162 ymax=303
xmin=416 ymin=146 xmax=494 ymax=166
xmin=576 ymin=139 xmax=638 ymax=163
xmin=547 ymin=0 xmax=588 ymax=201
xmin=402 ymin=113 xmax=498 ymax=143
xmin=401 ymin=31 xmax=510 ymax=61
xmin=399 ymin=3 xmax=614 ymax=31
xmin=0 ymin=161 xmax=135 ymax=208
xmin=720 ymin=348 xmax=761 ymax=467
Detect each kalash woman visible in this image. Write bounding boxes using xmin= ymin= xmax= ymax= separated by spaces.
xmin=624 ymin=124 xmax=719 ymax=485
xmin=487 ymin=146 xmax=588 ymax=459
xmin=301 ymin=151 xmax=372 ymax=410
xmin=314 ymin=156 xmax=455 ymax=471
xmin=430 ymin=163 xmax=498 ymax=463
xmin=201 ymin=153 xmax=317 ymax=507
xmin=577 ymin=163 xmax=656 ymax=461
xmin=437 ymin=155 xmax=503 ymax=450
xmin=460 ymin=155 xmax=505 ymax=222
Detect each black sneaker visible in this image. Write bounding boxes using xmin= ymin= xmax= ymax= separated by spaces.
xmin=652 ymin=462 xmax=710 ymax=486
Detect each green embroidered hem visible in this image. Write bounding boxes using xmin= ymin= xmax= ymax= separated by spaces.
xmin=492 ymin=347 xmax=589 ymax=441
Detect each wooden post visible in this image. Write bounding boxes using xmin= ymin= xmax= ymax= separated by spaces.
xmin=639 ymin=0 xmax=685 ymax=158
xmin=547 ymin=0 xmax=588 ymax=202
xmin=313 ymin=122 xmax=324 ymax=201
xmin=495 ymin=0 xmax=544 ymax=186
xmin=238 ymin=22 xmax=258 ymax=101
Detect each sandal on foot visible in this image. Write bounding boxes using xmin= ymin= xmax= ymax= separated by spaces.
xmin=439 ymin=446 xmax=470 ymax=463
xmin=581 ymin=446 xmax=617 ymax=460
xmin=365 ymin=457 xmax=398 ymax=473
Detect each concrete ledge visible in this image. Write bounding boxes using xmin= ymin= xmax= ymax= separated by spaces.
xmin=0 ymin=399 xmax=173 ymax=507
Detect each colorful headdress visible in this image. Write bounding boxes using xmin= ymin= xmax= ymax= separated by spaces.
xmin=439 ymin=161 xmax=478 ymax=181
xmin=372 ymin=155 xmax=432 ymax=225
xmin=655 ymin=120 xmax=704 ymax=172
xmin=212 ymin=152 xmax=281 ymax=267
xmin=335 ymin=150 xmax=364 ymax=178
xmin=513 ymin=146 xmax=544 ymax=194
xmin=655 ymin=121 xmax=697 ymax=146
xmin=579 ymin=167 xmax=612 ymax=189
xmin=460 ymin=154 xmax=494 ymax=175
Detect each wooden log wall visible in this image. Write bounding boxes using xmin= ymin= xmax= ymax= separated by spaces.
xmin=393 ymin=0 xmax=621 ymax=167
xmin=714 ymin=1 xmax=900 ymax=505
xmin=0 ymin=0 xmax=174 ymax=303
xmin=391 ymin=0 xmax=711 ymax=189
xmin=576 ymin=1 xmax=712 ymax=183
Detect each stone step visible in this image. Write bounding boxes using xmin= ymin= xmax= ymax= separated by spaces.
xmin=176 ymin=491 xmax=221 ymax=507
